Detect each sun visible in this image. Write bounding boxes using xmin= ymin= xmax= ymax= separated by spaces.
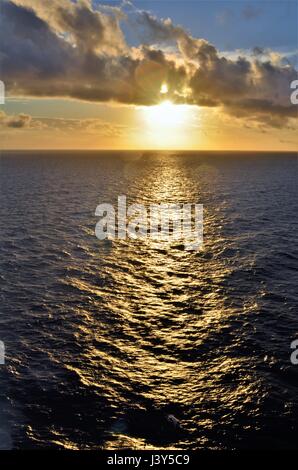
xmin=141 ymin=100 xmax=194 ymax=148
xmin=144 ymin=100 xmax=190 ymax=128
xmin=139 ymin=83 xmax=196 ymax=148
xmin=160 ymin=83 xmax=168 ymax=94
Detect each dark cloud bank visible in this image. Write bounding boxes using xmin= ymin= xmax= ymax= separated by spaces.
xmin=0 ymin=0 xmax=297 ymax=128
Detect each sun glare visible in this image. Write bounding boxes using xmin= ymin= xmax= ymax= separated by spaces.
xmin=139 ymin=81 xmax=196 ymax=147
xmin=144 ymin=100 xmax=190 ymax=128
xmin=160 ymin=83 xmax=168 ymax=94
xmin=141 ymin=100 xmax=194 ymax=148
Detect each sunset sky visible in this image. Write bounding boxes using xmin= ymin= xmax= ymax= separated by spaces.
xmin=0 ymin=0 xmax=297 ymax=150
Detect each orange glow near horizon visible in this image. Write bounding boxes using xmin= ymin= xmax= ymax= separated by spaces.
xmin=1 ymin=98 xmax=297 ymax=151
xmin=141 ymin=100 xmax=196 ymax=148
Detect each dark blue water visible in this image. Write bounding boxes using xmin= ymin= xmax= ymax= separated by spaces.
xmin=0 ymin=151 xmax=298 ymax=449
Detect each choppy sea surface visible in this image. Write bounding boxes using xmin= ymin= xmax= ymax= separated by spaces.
xmin=0 ymin=150 xmax=298 ymax=450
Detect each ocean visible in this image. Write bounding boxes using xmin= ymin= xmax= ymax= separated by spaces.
xmin=0 ymin=150 xmax=298 ymax=450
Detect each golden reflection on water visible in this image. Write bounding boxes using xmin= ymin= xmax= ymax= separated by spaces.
xmin=3 ymin=153 xmax=297 ymax=450
xmin=60 ymin=154 xmax=261 ymax=449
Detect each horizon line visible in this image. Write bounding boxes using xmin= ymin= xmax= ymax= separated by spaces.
xmin=1 ymin=149 xmax=298 ymax=153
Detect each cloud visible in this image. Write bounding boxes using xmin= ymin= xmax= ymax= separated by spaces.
xmin=133 ymin=9 xmax=297 ymax=127
xmin=40 ymin=117 xmax=127 ymax=137
xmin=0 ymin=111 xmax=33 ymax=128
xmin=0 ymin=0 xmax=297 ymax=128
xmin=0 ymin=111 xmax=127 ymax=137
xmin=252 ymin=46 xmax=266 ymax=56
xmin=9 ymin=0 xmax=127 ymax=54
xmin=223 ymin=98 xmax=298 ymax=129
xmin=0 ymin=0 xmax=189 ymax=106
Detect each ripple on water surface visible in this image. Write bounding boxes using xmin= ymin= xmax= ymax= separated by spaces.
xmin=0 ymin=151 xmax=298 ymax=449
